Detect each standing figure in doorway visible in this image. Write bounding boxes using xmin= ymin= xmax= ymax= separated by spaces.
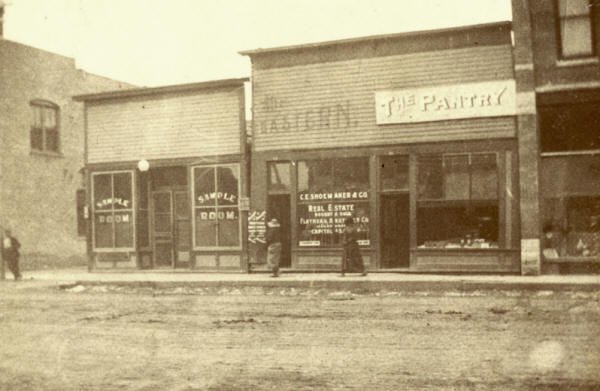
xmin=2 ymin=229 xmax=22 ymax=281
xmin=341 ymin=217 xmax=367 ymax=277
xmin=266 ymin=218 xmax=282 ymax=277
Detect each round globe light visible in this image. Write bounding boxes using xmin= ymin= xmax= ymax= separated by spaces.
xmin=137 ymin=159 xmax=150 ymax=172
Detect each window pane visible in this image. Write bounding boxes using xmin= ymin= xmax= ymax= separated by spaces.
xmin=113 ymin=173 xmax=133 ymax=209
xmin=297 ymin=202 xmax=369 ymax=247
xmin=558 ymin=0 xmax=590 ymax=16
xmin=381 ymin=155 xmax=409 ymax=190
xmin=298 ymin=160 xmax=333 ymax=194
xmin=45 ymin=128 xmax=59 ymax=152
xmin=471 ymin=154 xmax=498 ymax=199
xmin=174 ymin=192 xmax=189 ymax=219
xmin=114 ymin=211 xmax=134 ymax=247
xmin=31 ymin=106 xmax=43 ymax=128
xmin=44 ymin=106 xmax=57 ymax=129
xmin=93 ymin=174 xmax=112 ymax=211
xmin=444 ymin=155 xmax=470 ymax=200
xmin=195 ymin=210 xmax=217 ymax=246
xmin=216 ymin=165 xmax=239 ymax=206
xmin=561 ymin=18 xmax=593 ymax=57
xmin=194 ymin=167 xmax=216 ymax=207
xmin=94 ymin=212 xmax=114 ymax=248
xmin=268 ymin=162 xmax=291 ymax=192
xmin=418 ymin=155 xmax=443 ymax=199
xmin=333 ymin=158 xmax=369 ymax=192
xmin=217 ymin=207 xmax=240 ymax=246
xmin=417 ymin=202 xmax=499 ymax=249
xmin=30 ymin=127 xmax=43 ymax=150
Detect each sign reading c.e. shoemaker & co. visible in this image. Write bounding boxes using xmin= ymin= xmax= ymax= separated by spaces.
xmin=375 ymin=80 xmax=516 ymax=125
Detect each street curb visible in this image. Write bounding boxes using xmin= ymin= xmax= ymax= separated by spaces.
xmin=60 ymin=279 xmax=600 ymax=293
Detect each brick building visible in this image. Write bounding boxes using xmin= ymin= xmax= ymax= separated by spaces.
xmin=513 ymin=0 xmax=600 ymax=273
xmin=0 ymin=34 xmax=131 ymax=267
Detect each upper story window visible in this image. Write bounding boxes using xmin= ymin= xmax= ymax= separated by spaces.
xmin=558 ymin=0 xmax=595 ymax=58
xmin=30 ymin=100 xmax=59 ymax=153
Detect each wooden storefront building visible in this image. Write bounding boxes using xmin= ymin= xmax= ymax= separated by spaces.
xmin=75 ymin=78 xmax=249 ymax=271
xmin=242 ymin=22 xmax=526 ymax=273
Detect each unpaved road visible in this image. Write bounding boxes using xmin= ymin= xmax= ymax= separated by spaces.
xmin=0 ymin=282 xmax=599 ymax=390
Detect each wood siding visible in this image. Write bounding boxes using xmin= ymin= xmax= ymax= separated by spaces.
xmin=87 ymin=89 xmax=242 ymax=163
xmin=252 ymin=44 xmax=515 ymax=152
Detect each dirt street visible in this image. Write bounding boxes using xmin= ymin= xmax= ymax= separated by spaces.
xmin=0 ymin=282 xmax=599 ymax=390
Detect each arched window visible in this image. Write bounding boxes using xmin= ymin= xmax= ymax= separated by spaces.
xmin=30 ymin=99 xmax=60 ymax=153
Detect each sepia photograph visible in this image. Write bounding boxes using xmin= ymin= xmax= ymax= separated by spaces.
xmin=1 ymin=0 xmax=600 ymax=389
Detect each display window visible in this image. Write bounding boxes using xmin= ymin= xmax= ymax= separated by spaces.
xmin=541 ymin=155 xmax=600 ymax=259
xmin=92 ymin=171 xmax=135 ymax=249
xmin=192 ymin=164 xmax=240 ymax=248
xmin=417 ymin=153 xmax=500 ymax=249
xmin=297 ymin=158 xmax=370 ymax=247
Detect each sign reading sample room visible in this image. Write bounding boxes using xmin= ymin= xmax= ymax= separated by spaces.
xmin=375 ymin=80 xmax=516 ymax=125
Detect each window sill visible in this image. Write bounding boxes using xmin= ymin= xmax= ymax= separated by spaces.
xmin=541 ymin=149 xmax=600 ymax=157
xmin=30 ymin=149 xmax=64 ymax=158
xmin=556 ymin=57 xmax=599 ymax=67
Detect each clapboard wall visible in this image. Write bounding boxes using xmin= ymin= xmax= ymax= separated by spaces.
xmin=248 ymin=22 xmax=515 ymax=152
xmin=86 ymin=86 xmax=244 ymax=164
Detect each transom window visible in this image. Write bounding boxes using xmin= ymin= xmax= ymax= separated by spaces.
xmin=558 ymin=0 xmax=595 ymax=58
xmin=30 ymin=100 xmax=59 ymax=153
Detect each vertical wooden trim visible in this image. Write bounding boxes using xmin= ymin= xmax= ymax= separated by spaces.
xmin=369 ymin=155 xmax=379 ymax=269
xmin=86 ymin=169 xmax=93 ymax=271
xmin=408 ymin=154 xmax=418 ymax=265
xmin=505 ymin=150 xmax=513 ymax=249
xmin=187 ymin=165 xmax=194 ymax=269
xmin=134 ymin=170 xmax=140 ymax=268
xmin=238 ymin=86 xmax=249 ymax=272
xmin=498 ymin=151 xmax=507 ymax=248
xmin=290 ymin=160 xmax=298 ymax=268
xmin=83 ymin=102 xmax=89 ymax=166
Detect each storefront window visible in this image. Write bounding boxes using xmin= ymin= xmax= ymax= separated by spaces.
xmin=541 ymin=155 xmax=600 ymax=258
xmin=192 ymin=164 xmax=240 ymax=248
xmin=92 ymin=171 xmax=134 ymax=249
xmin=417 ymin=153 xmax=500 ymax=249
xmin=297 ymin=158 xmax=370 ymax=247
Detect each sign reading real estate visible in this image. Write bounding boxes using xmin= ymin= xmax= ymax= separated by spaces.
xmin=375 ymin=80 xmax=516 ymax=125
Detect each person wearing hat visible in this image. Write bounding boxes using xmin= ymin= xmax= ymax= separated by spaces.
xmin=266 ymin=218 xmax=282 ymax=277
xmin=2 ymin=229 xmax=22 ymax=281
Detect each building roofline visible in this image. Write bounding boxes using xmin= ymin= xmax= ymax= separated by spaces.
xmin=239 ymin=21 xmax=512 ymax=56
xmin=73 ymin=77 xmax=249 ymax=102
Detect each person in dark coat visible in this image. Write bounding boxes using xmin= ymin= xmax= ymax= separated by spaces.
xmin=266 ymin=218 xmax=282 ymax=277
xmin=341 ymin=217 xmax=367 ymax=277
xmin=2 ymin=229 xmax=22 ymax=280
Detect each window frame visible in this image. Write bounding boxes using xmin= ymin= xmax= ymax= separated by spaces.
xmin=191 ymin=163 xmax=242 ymax=251
xmin=296 ymin=157 xmax=371 ymax=248
xmin=30 ymin=99 xmax=61 ymax=154
xmin=91 ymin=170 xmax=136 ymax=252
xmin=556 ymin=0 xmax=597 ymax=60
xmin=416 ymin=152 xmax=502 ymax=249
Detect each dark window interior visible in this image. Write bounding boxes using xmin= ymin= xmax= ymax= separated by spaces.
xmin=540 ymin=103 xmax=600 ymax=152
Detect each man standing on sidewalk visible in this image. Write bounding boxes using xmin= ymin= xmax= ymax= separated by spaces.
xmin=266 ymin=218 xmax=281 ymax=277
xmin=2 ymin=229 xmax=22 ymax=281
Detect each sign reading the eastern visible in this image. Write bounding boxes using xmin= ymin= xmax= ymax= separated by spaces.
xmin=375 ymin=80 xmax=516 ymax=125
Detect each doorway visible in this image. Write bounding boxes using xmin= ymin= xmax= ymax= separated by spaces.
xmin=268 ymin=194 xmax=291 ymax=268
xmin=152 ymin=190 xmax=174 ymax=267
xmin=380 ymin=193 xmax=410 ymax=268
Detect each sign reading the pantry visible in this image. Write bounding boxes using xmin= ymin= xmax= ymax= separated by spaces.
xmin=375 ymin=80 xmax=516 ymax=125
